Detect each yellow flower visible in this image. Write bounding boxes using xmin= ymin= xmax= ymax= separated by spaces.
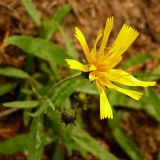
xmin=66 ymin=17 xmax=156 ymax=119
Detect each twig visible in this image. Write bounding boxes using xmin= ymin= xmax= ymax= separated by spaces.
xmin=0 ymin=108 xmax=20 ymax=119
xmin=0 ymin=2 xmax=16 ymax=13
xmin=0 ymin=2 xmax=20 ymax=19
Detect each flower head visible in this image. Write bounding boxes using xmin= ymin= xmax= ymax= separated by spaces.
xmin=66 ymin=17 xmax=156 ymax=119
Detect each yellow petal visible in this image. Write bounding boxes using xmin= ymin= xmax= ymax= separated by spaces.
xmin=94 ymin=29 xmax=103 ymax=52
xmin=65 ymin=59 xmax=89 ymax=72
xmin=89 ymin=29 xmax=103 ymax=63
xmin=89 ymin=64 xmax=97 ymax=71
xmin=100 ymin=89 xmax=113 ymax=119
xmin=107 ymin=69 xmax=156 ymax=87
xmin=107 ymin=24 xmax=139 ymax=58
xmin=108 ymin=56 xmax=122 ymax=69
xmin=96 ymin=80 xmax=104 ymax=93
xmin=114 ymin=86 xmax=143 ymax=100
xmin=89 ymin=72 xmax=96 ymax=81
xmin=106 ymin=82 xmax=143 ymax=100
xmin=74 ymin=27 xmax=90 ymax=61
xmin=99 ymin=17 xmax=114 ymax=54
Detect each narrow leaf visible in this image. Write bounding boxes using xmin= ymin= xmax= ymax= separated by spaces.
xmin=0 ymin=67 xmax=29 ymax=79
xmin=148 ymin=65 xmax=160 ymax=81
xmin=41 ymin=4 xmax=72 ymax=39
xmin=72 ymin=127 xmax=118 ymax=160
xmin=22 ymin=0 xmax=41 ymax=26
xmin=51 ymin=77 xmax=83 ymax=107
xmin=0 ymin=134 xmax=29 ymax=154
xmin=0 ymin=82 xmax=17 ymax=96
xmin=28 ymin=101 xmax=49 ymax=117
xmin=7 ymin=36 xmax=69 ymax=65
xmin=3 ymin=100 xmax=41 ymax=108
xmin=75 ymin=80 xmax=98 ymax=95
xmin=27 ymin=115 xmax=45 ymax=160
xmin=108 ymin=113 xmax=143 ymax=160
xmin=122 ymin=53 xmax=154 ymax=69
xmin=59 ymin=26 xmax=78 ymax=59
xmin=52 ymin=145 xmax=65 ymax=160
xmin=109 ymin=91 xmax=142 ymax=110
xmin=143 ymin=88 xmax=160 ymax=122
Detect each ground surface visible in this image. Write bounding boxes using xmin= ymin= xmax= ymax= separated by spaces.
xmin=0 ymin=0 xmax=160 ymax=160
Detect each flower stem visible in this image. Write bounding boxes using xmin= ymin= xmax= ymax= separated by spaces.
xmin=46 ymin=72 xmax=81 ymax=96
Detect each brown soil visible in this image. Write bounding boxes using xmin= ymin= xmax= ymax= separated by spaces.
xmin=0 ymin=0 xmax=160 ymax=160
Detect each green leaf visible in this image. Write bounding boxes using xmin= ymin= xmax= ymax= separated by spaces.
xmin=0 ymin=67 xmax=29 ymax=79
xmin=51 ymin=77 xmax=83 ymax=108
xmin=75 ymin=80 xmax=98 ymax=95
xmin=143 ymin=88 xmax=160 ymax=122
xmin=7 ymin=36 xmax=69 ymax=65
xmin=0 ymin=82 xmax=17 ymax=96
xmin=63 ymin=127 xmax=118 ymax=160
xmin=109 ymin=91 xmax=142 ymax=110
xmin=59 ymin=26 xmax=78 ymax=59
xmin=27 ymin=115 xmax=45 ymax=160
xmin=0 ymin=134 xmax=29 ymax=154
xmin=22 ymin=0 xmax=41 ymax=26
xmin=122 ymin=53 xmax=154 ymax=69
xmin=3 ymin=100 xmax=41 ymax=108
xmin=41 ymin=4 xmax=72 ymax=40
xmin=52 ymin=145 xmax=65 ymax=160
xmin=148 ymin=65 xmax=160 ymax=81
xmin=28 ymin=101 xmax=49 ymax=117
xmin=108 ymin=113 xmax=143 ymax=160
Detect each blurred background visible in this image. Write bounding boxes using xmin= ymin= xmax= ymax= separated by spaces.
xmin=0 ymin=0 xmax=160 ymax=160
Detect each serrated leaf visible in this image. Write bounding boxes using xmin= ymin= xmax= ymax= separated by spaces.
xmin=27 ymin=115 xmax=45 ymax=160
xmin=0 ymin=67 xmax=29 ymax=79
xmin=143 ymin=88 xmax=160 ymax=122
xmin=22 ymin=0 xmax=41 ymax=26
xmin=108 ymin=113 xmax=143 ymax=160
xmin=0 ymin=134 xmax=29 ymax=154
xmin=3 ymin=100 xmax=41 ymax=108
xmin=41 ymin=4 xmax=72 ymax=40
xmin=7 ymin=36 xmax=69 ymax=65
xmin=0 ymin=82 xmax=17 ymax=96
xmin=122 ymin=53 xmax=154 ymax=69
